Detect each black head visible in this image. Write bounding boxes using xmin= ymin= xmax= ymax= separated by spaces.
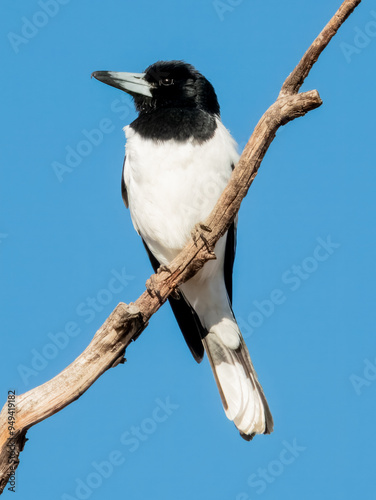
xmin=92 ymin=60 xmax=220 ymax=117
xmin=138 ymin=61 xmax=220 ymax=115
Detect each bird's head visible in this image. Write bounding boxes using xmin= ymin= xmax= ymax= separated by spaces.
xmin=92 ymin=60 xmax=220 ymax=116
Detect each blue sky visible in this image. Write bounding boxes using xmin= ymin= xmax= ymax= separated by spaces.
xmin=1 ymin=0 xmax=375 ymax=498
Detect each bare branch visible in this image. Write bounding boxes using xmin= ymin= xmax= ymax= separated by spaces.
xmin=0 ymin=0 xmax=361 ymax=494
xmin=279 ymin=0 xmax=362 ymax=97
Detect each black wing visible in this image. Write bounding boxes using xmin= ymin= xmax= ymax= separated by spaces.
xmin=121 ymin=156 xmax=128 ymax=208
xmin=224 ymin=163 xmax=237 ymax=304
xmin=142 ymin=239 xmax=206 ymax=363
xmin=224 ymin=221 xmax=237 ymax=304
xmin=141 ymin=222 xmax=236 ymax=363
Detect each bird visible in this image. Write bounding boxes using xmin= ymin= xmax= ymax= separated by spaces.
xmin=92 ymin=60 xmax=273 ymax=440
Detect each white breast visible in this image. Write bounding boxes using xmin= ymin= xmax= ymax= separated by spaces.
xmin=123 ymin=118 xmax=239 ymax=265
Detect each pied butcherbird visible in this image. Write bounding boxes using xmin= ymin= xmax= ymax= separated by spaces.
xmin=92 ymin=61 xmax=273 ymax=440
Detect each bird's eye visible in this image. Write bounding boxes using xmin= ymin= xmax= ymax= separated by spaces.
xmin=159 ymin=78 xmax=174 ymax=86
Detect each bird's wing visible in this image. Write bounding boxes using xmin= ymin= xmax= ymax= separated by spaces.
xmin=224 ymin=220 xmax=236 ymax=305
xmin=142 ymin=239 xmax=205 ymax=363
xmin=121 ymin=155 xmax=128 ymax=208
xmin=223 ymin=162 xmax=237 ymax=304
xmin=141 ymin=222 xmax=235 ymax=364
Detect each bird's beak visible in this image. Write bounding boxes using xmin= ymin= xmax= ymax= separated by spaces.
xmin=91 ymin=71 xmax=153 ymax=98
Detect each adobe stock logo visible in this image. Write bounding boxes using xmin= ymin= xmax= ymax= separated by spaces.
xmin=61 ymin=397 xmax=179 ymax=500
xmin=51 ymin=95 xmax=134 ymax=183
xmin=237 ymin=236 xmax=341 ymax=339
xmin=17 ymin=267 xmax=134 ymax=388
xmin=7 ymin=0 xmax=71 ymax=54
xmin=339 ymin=10 xmax=376 ymax=63
xmin=51 ymin=119 xmax=115 ymax=182
xmin=349 ymin=355 xmax=376 ymax=396
xmin=213 ymin=0 xmax=245 ymax=21
xmin=236 ymin=439 xmax=307 ymax=498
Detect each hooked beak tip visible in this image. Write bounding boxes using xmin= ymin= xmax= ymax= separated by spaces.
xmin=91 ymin=70 xmax=152 ymax=98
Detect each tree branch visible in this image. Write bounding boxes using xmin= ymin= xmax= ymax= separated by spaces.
xmin=279 ymin=0 xmax=361 ymax=97
xmin=0 ymin=0 xmax=361 ymax=494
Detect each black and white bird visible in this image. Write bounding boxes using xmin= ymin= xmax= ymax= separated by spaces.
xmin=92 ymin=60 xmax=273 ymax=440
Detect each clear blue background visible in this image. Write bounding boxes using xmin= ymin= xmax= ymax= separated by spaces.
xmin=1 ymin=1 xmax=375 ymax=499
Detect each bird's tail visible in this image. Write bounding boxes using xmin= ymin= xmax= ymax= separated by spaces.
xmin=202 ymin=318 xmax=273 ymax=440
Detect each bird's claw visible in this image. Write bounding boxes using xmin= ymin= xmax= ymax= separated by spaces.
xmin=191 ymin=222 xmax=212 ymax=244
xmin=146 ymin=275 xmax=163 ymax=302
xmin=170 ymin=289 xmax=180 ymax=300
xmin=157 ymin=264 xmax=171 ymax=274
xmin=199 ymin=223 xmax=212 ymax=233
xmin=191 ymin=222 xmax=215 ymax=258
xmin=157 ymin=265 xmax=179 ymax=299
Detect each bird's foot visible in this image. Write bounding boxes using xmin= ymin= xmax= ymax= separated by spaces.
xmin=157 ymin=266 xmax=180 ymax=299
xmin=170 ymin=288 xmax=180 ymax=300
xmin=191 ymin=222 xmax=212 ymax=245
xmin=191 ymin=223 xmax=216 ymax=260
xmin=157 ymin=264 xmax=171 ymax=274
xmin=145 ymin=274 xmax=162 ymax=302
